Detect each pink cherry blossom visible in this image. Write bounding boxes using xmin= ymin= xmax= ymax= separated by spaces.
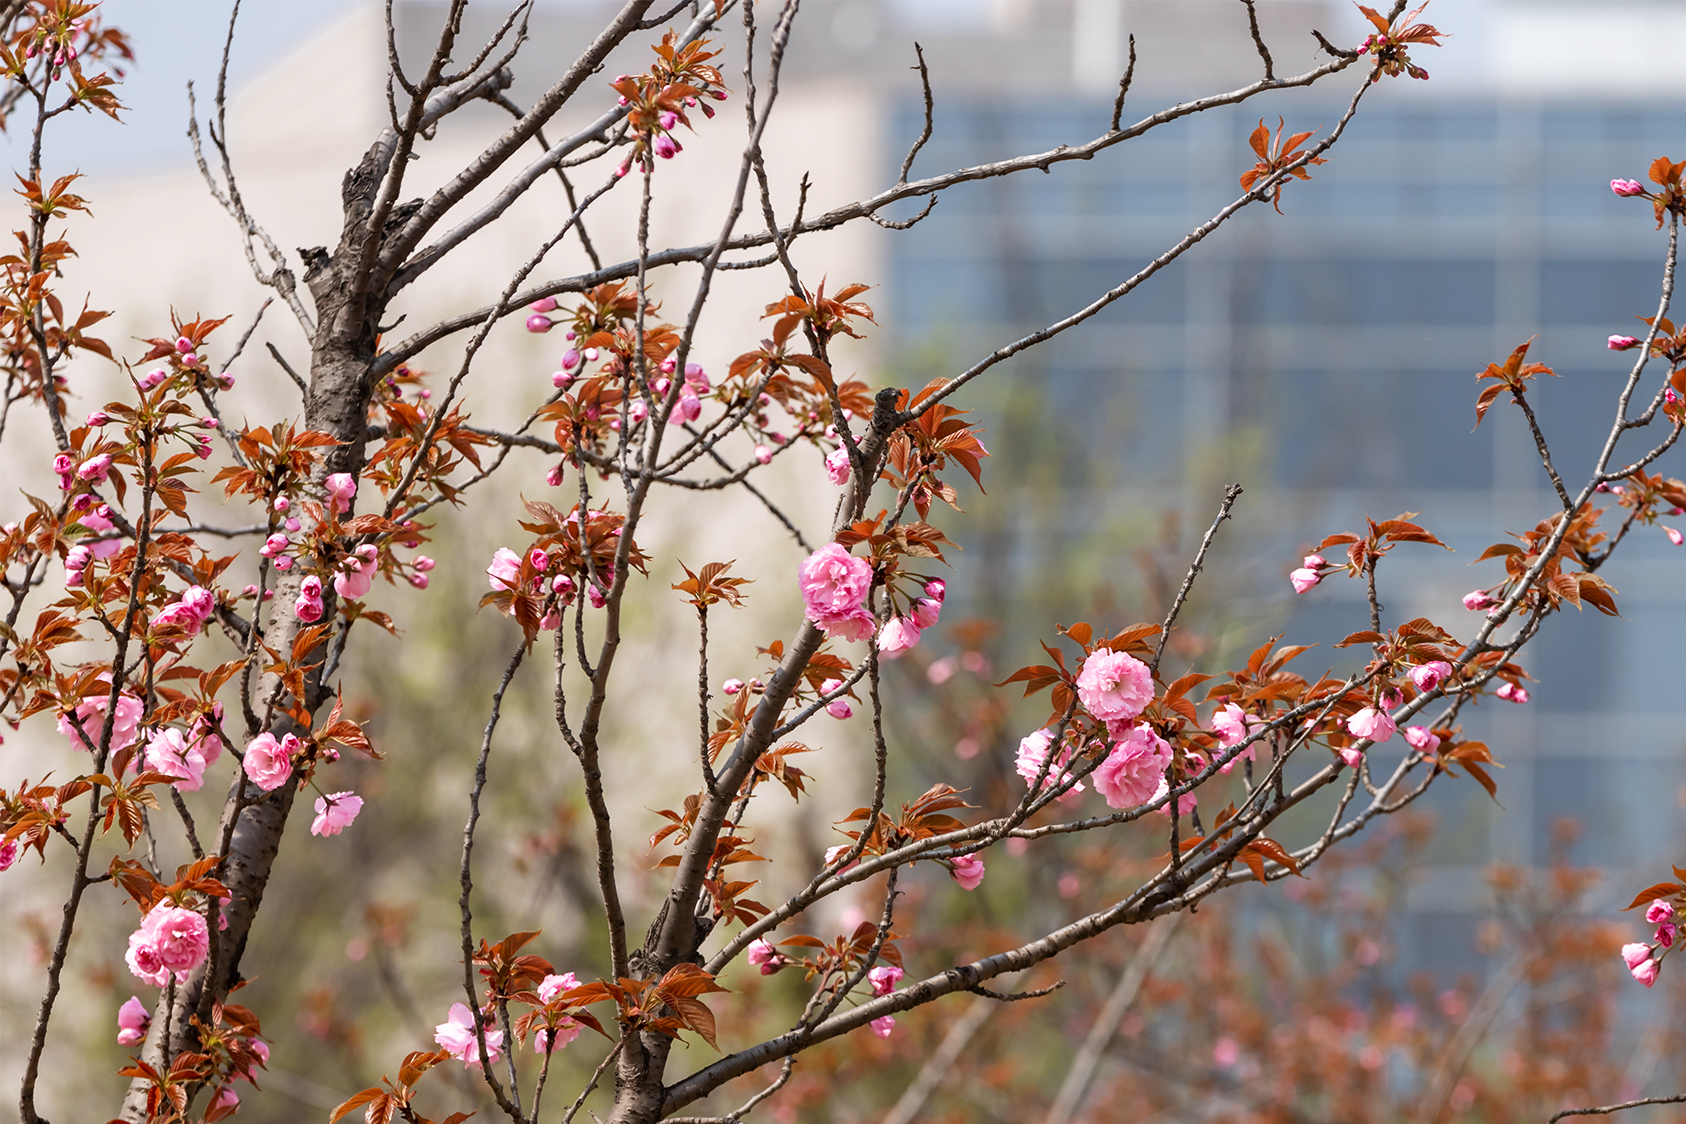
xmin=538 ymin=971 xmax=581 ymax=1004
xmin=721 ymin=678 xmax=744 ymax=695
xmin=754 ymin=444 xmax=773 ymax=465
xmin=325 ymin=472 xmax=356 ymax=515
xmin=486 ymin=547 xmax=522 ymax=593
xmin=871 ymin=1014 xmax=896 ymax=1038
xmin=1347 ymin=708 xmax=1396 ymax=744
xmin=79 ymin=509 xmax=122 ymax=559
xmin=334 ymin=545 xmax=378 ymax=600
xmin=1622 ymin=942 xmax=1653 ymax=969
xmin=243 ymin=732 xmax=295 ymax=791
xmin=825 ymin=447 xmax=850 ymax=485
xmin=78 ymin=453 xmax=113 ymax=482
xmin=1015 ymin=728 xmax=1084 ymax=795
xmin=125 ymin=904 xmax=209 ymax=985
xmin=1409 ymin=660 xmax=1453 ymax=692
xmin=652 ymin=133 xmax=678 ymax=159
xmin=1608 ymin=334 xmax=1642 ymax=350
xmin=1094 ymin=724 xmax=1172 ymax=809
xmin=1646 ymin=901 xmax=1676 ymax=924
xmin=877 ymin=616 xmax=921 ymax=658
xmin=1289 ymin=567 xmax=1321 ymax=593
xmin=1462 ymin=588 xmax=1499 ymax=611
xmin=949 ymin=853 xmax=985 ymax=890
xmin=1076 ymin=649 xmax=1154 ymax=723
xmin=1666 ymin=526 xmax=1683 ymax=546
xmin=1611 ymin=178 xmax=1645 ymax=197
xmin=535 ymin=1021 xmax=583 ymax=1054
xmin=868 ymin=965 xmax=904 ymax=996
xmin=1657 ymin=922 xmax=1677 ymax=948
xmin=821 ymin=678 xmax=853 ymax=720
xmin=211 ymin=1087 xmax=239 ymax=1111
xmin=294 ymin=575 xmax=325 ymax=623
xmin=1495 ymin=682 xmax=1529 ymax=704
xmin=1630 ymin=957 xmax=1659 ymax=987
xmin=117 ymin=995 xmax=150 ymax=1046
xmin=526 ymin=314 xmax=554 ymax=333
xmin=145 ymin=728 xmax=212 ymax=791
xmin=1402 ymin=725 xmax=1441 ymax=753
xmin=1211 ymin=702 xmax=1248 ymax=746
xmin=747 ymin=939 xmax=787 ymax=975
xmin=799 ymin=543 xmax=874 ymax=639
xmin=434 ymin=1002 xmax=503 ymax=1067
xmin=311 ymin=791 xmax=363 ymax=837
xmin=58 ymin=691 xmax=144 ymax=753
xmin=1302 ymin=554 xmax=1326 ymax=569
xmin=1213 ymin=1036 xmax=1241 ymax=1068
xmin=910 ymin=597 xmax=941 ymax=630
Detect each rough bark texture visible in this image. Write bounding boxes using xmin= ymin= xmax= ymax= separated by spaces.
xmin=119 ymin=149 xmax=388 ymax=1123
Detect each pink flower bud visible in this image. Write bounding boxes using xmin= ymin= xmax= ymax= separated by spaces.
xmin=871 ymin=1014 xmax=896 ymax=1038
xmin=1666 ymin=526 xmax=1683 ymax=546
xmin=1657 ymin=922 xmax=1677 ymax=948
xmin=1402 ymin=725 xmax=1440 ymax=753
xmin=588 ymin=585 xmax=607 ymax=609
xmin=86 ymin=409 xmax=109 ymax=427
xmin=528 ymin=548 xmax=550 ymax=572
xmin=529 ymin=296 xmax=558 ymax=313
xmin=1647 ymin=901 xmax=1676 ymax=924
xmin=182 ymin=353 xmax=199 ymax=367
xmin=1462 ymin=589 xmax=1499 ymax=612
xmin=561 ymin=347 xmax=581 ymax=370
xmin=911 ymin=597 xmax=941 ymax=630
xmin=877 ymin=616 xmax=921 ymax=658
xmin=949 ymin=853 xmax=986 ymax=890
xmin=1611 ymin=179 xmax=1645 ymax=197
xmin=746 ymin=939 xmax=786 ymax=975
xmin=1302 ymin=554 xmax=1325 ymax=569
xmin=526 ymin=314 xmax=554 ymax=333
xmin=284 ymin=518 xmax=301 ymax=532
xmin=722 ymin=678 xmax=744 ymax=695
xmin=274 ymin=497 xmax=290 ymax=513
xmin=274 ymin=555 xmax=293 ymax=571
xmin=53 ymin=452 xmax=73 ymax=475
xmin=658 ymin=110 xmax=677 ymax=131
xmin=1409 ymin=661 xmax=1453 ymax=692
xmin=1608 ymin=335 xmax=1642 ymax=350
xmin=1495 ymin=682 xmax=1529 ymax=704
xmin=77 ymin=453 xmax=113 ymax=482
xmin=925 ymin=579 xmax=946 ymax=602
xmin=825 ymin=447 xmax=850 ymax=485
xmin=409 ymin=573 xmax=430 ymax=589
xmin=583 ymin=347 xmax=599 ymax=361
xmin=753 ymin=444 xmax=772 ymax=465
xmin=176 ymin=336 xmax=193 ymax=352
xmin=1289 ymin=567 xmax=1321 ymax=594
xmin=546 ymin=464 xmax=565 ymax=487
xmin=652 ymin=134 xmax=678 ymax=160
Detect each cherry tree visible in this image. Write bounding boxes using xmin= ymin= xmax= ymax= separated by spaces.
xmin=1 ymin=1 xmax=1681 ymax=1122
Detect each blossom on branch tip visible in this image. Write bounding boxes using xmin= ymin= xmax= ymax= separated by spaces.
xmin=868 ymin=965 xmax=904 ymax=996
xmin=1346 ymin=707 xmax=1396 ymax=744
xmin=1076 ymin=649 xmax=1154 ymax=723
xmin=1289 ymin=567 xmax=1321 ymax=594
xmin=721 ymin=678 xmax=743 ymax=696
xmin=949 ymin=853 xmax=985 ymax=890
xmin=1409 ymin=660 xmax=1454 ymax=692
xmin=1462 ymin=589 xmax=1500 ymax=612
xmin=311 ymin=791 xmax=363 ymax=837
xmin=526 ymin=314 xmax=554 ymax=333
xmin=821 ymin=678 xmax=852 ymax=720
xmin=754 ymin=444 xmax=773 ymax=465
xmin=910 ymin=597 xmax=941 ymax=630
xmin=1608 ymin=334 xmax=1642 ymax=350
xmin=1666 ymin=526 xmax=1683 ymax=546
xmin=434 ymin=1002 xmax=503 ymax=1067
xmin=1402 ymin=725 xmax=1441 ymax=753
xmin=334 ymin=545 xmax=379 ymax=601
xmin=747 ymin=939 xmax=787 ymax=975
xmin=871 ymin=1014 xmax=896 ymax=1038
xmin=1647 ymin=901 xmax=1676 ymax=924
xmin=1495 ymin=682 xmax=1529 ymax=704
xmin=1095 ymin=724 xmax=1172 ymax=809
xmin=825 ymin=447 xmax=850 ymax=485
xmin=1611 ymin=179 xmax=1645 ymax=197
xmin=877 ymin=615 xmax=921 ymax=657
xmin=116 ymin=995 xmax=150 ymax=1046
xmin=1016 ymin=728 xmax=1084 ymax=796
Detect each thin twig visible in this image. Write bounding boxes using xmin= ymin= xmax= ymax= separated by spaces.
xmin=1150 ymin=484 xmax=1241 ymax=674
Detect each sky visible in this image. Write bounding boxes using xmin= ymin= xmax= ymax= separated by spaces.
xmin=7 ymin=0 xmax=359 ymax=177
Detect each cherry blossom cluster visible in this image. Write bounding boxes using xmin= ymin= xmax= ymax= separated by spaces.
xmin=1621 ymin=900 xmax=1677 ymax=988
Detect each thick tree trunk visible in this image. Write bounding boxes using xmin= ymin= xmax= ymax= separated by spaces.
xmin=119 ymin=153 xmax=388 ymax=1122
